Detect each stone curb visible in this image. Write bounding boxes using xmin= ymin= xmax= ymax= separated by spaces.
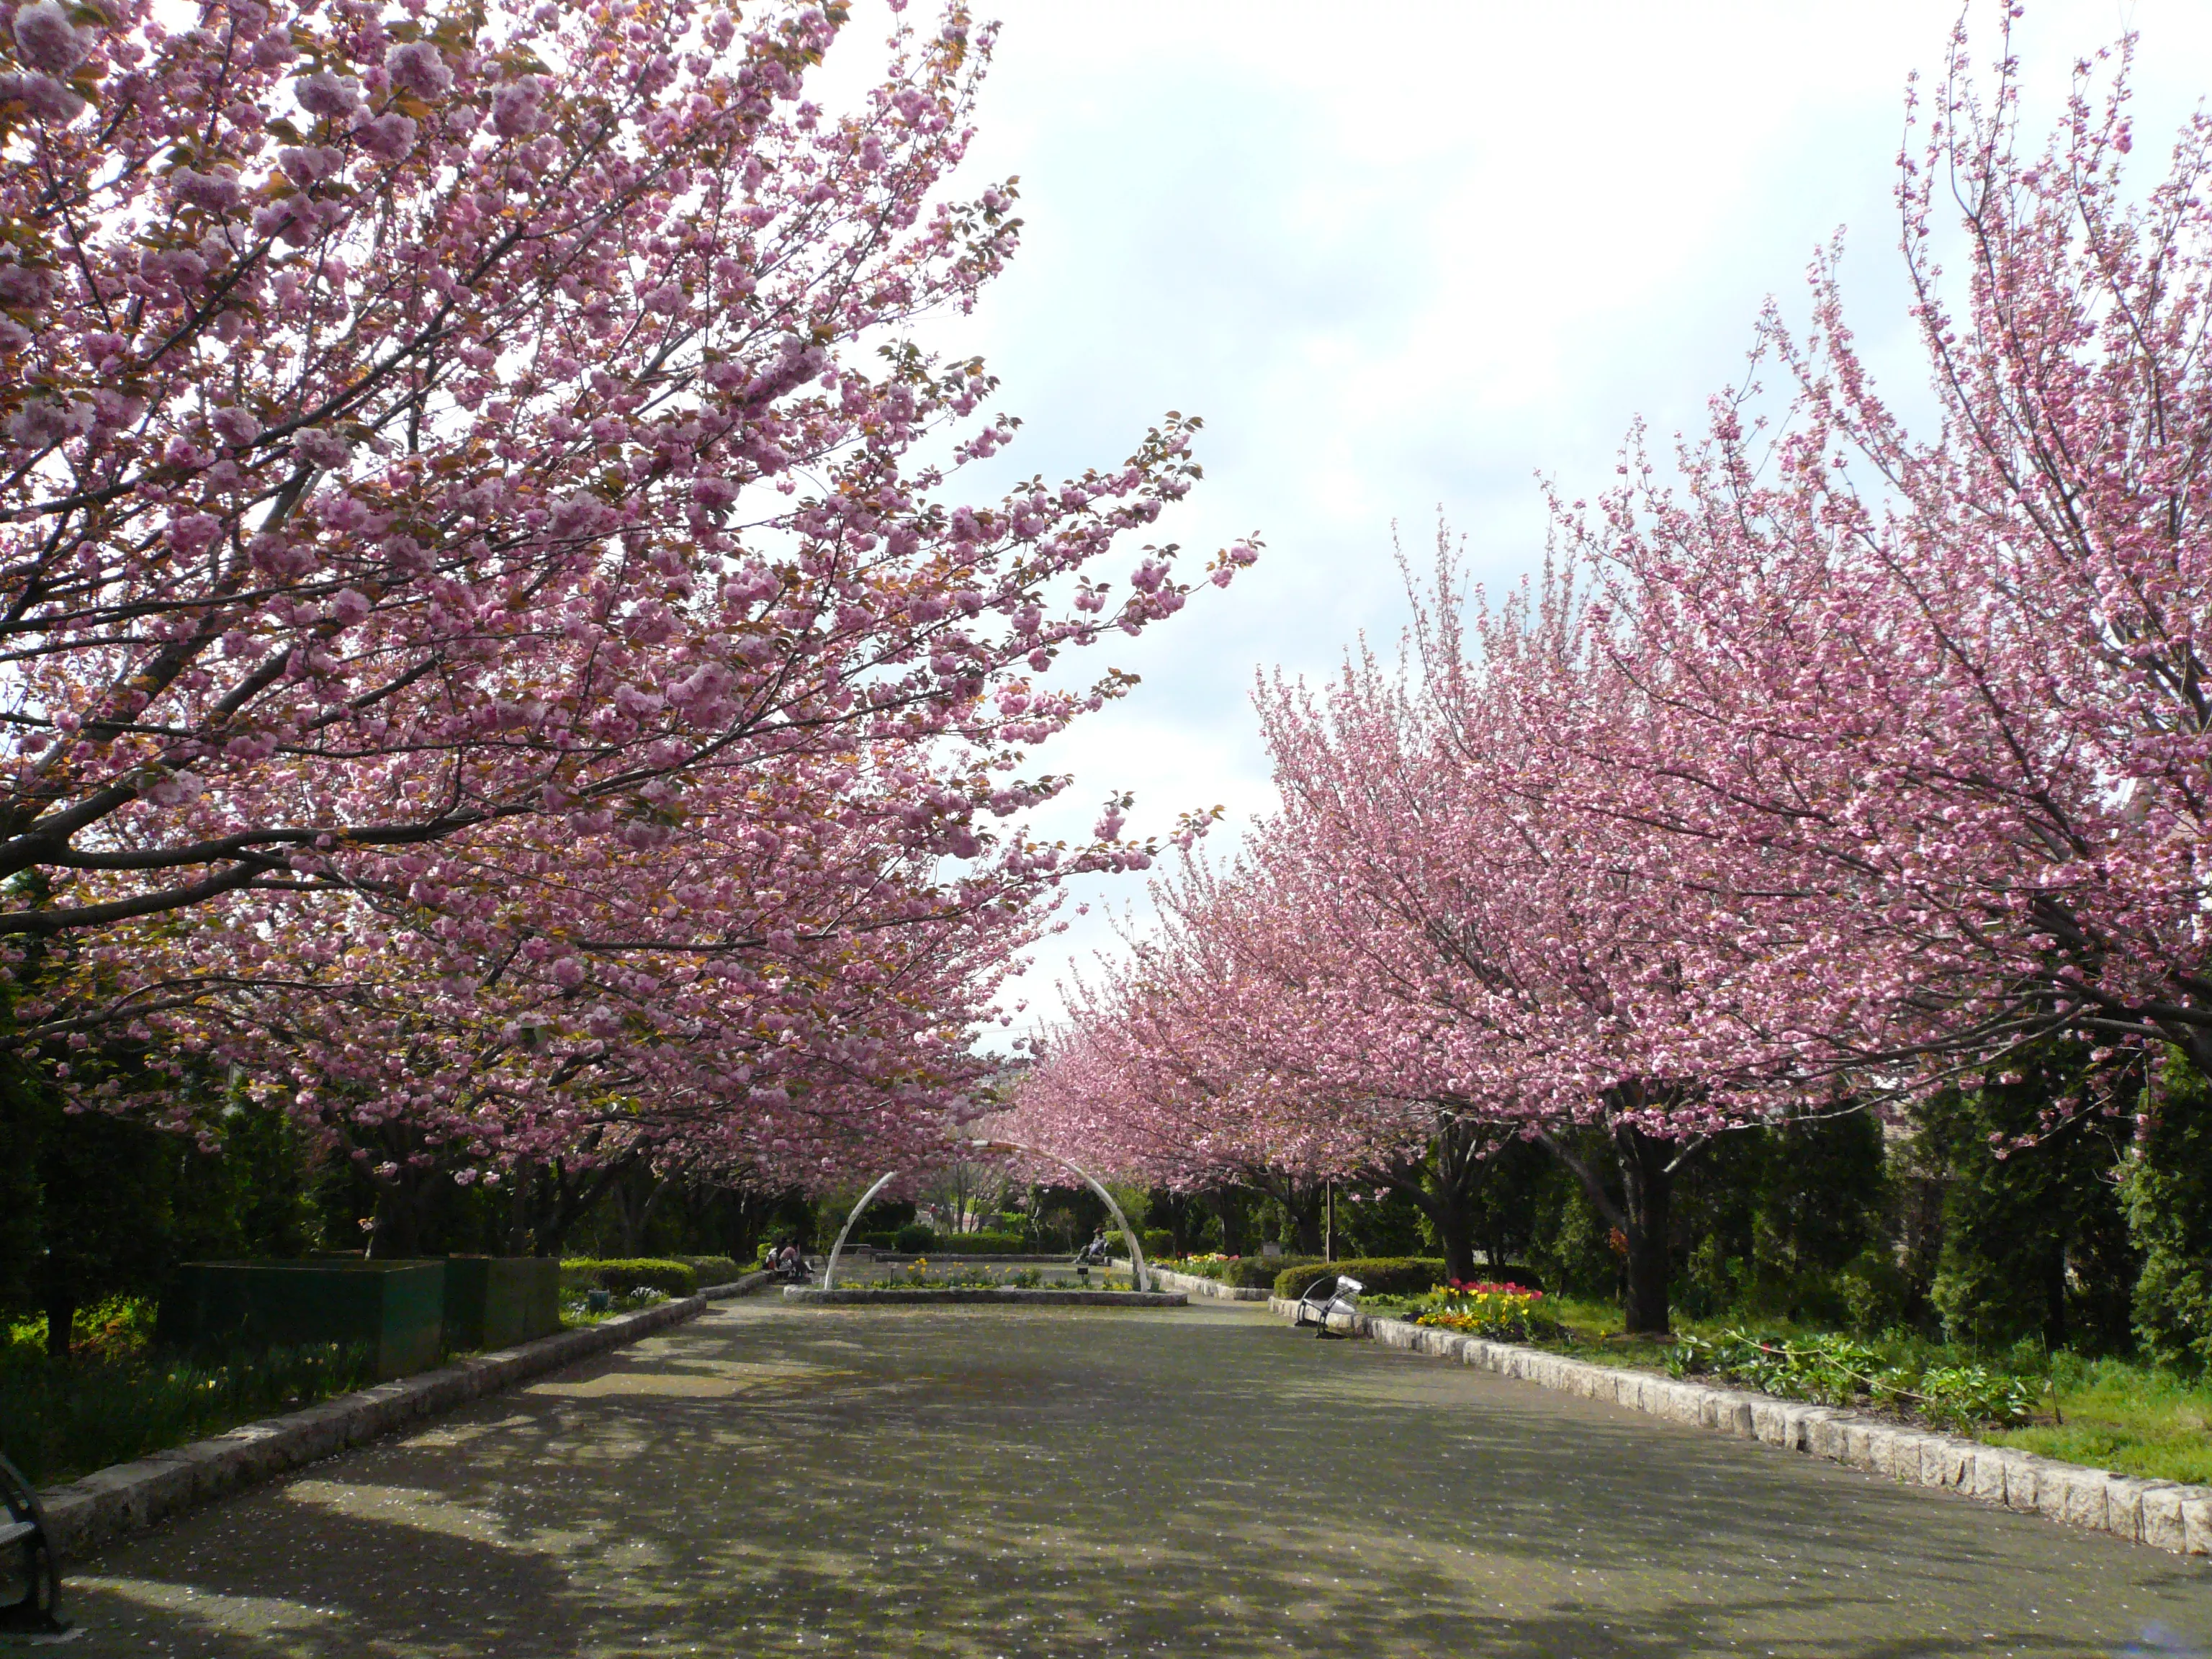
xmin=37 ymin=1274 xmax=775 ymax=1564
xmin=1269 ymin=1298 xmax=2212 ymax=1557
xmin=784 ymin=1287 xmax=1187 ymax=1307
xmin=1147 ymin=1267 xmax=1271 ymax=1303
xmin=701 ymin=1272 xmax=774 ymax=1300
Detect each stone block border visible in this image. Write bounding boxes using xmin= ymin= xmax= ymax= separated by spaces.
xmin=37 ymin=1271 xmax=774 ymax=1563
xmin=1269 ymin=1298 xmax=2212 ymax=1557
xmin=1146 ymin=1267 xmax=1270 ymax=1303
xmin=785 ymin=1287 xmax=1186 ymax=1307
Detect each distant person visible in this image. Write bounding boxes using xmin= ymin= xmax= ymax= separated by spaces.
xmin=1076 ymin=1228 xmax=1110 ymax=1267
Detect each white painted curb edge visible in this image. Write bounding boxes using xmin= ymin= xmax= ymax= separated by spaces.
xmin=1269 ymin=1297 xmax=2212 ymax=1557
xmin=39 ymin=1270 xmax=774 ymax=1562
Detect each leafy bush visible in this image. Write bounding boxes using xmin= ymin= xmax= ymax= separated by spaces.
xmin=922 ymin=1231 xmax=1030 ymax=1254
xmin=1139 ymin=1228 xmax=1174 ymax=1257
xmin=1667 ymin=1328 xmax=2037 ymax=1426
xmin=2126 ymin=1057 xmax=2212 ymax=1372
xmin=1226 ymin=1256 xmax=1318 ymax=1288
xmin=1918 ymin=1046 xmax=2139 ymax=1352
xmin=560 ymin=1258 xmax=697 ymax=1297
xmin=1272 ymin=1256 xmax=1444 ymax=1300
xmin=674 ymin=1255 xmax=740 ymax=1283
xmin=893 ymin=1223 xmax=936 ymax=1254
xmin=1835 ymin=1249 xmax=1910 ymax=1336
xmin=1158 ymin=1252 xmax=1357 ymax=1289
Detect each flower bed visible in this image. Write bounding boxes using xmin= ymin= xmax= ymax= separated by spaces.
xmin=1406 ymin=1281 xmax=1561 ymax=1343
xmin=846 ymin=1259 xmax=1052 ymax=1290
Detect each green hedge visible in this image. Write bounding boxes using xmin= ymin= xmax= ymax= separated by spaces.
xmin=674 ymin=1255 xmax=739 ymax=1283
xmin=894 ymin=1224 xmax=936 ymax=1253
xmin=1272 ymin=1257 xmax=1446 ymax=1300
xmin=922 ymin=1231 xmax=1029 ymax=1254
xmin=560 ymin=1258 xmax=696 ymax=1296
xmin=1138 ymin=1228 xmax=1173 ymax=1257
xmin=1161 ymin=1255 xmax=1326 ymax=1288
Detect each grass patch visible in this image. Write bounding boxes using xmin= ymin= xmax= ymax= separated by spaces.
xmin=1988 ymin=1355 xmax=2212 ymax=1485
xmin=1 ymin=1299 xmax=373 ymax=1489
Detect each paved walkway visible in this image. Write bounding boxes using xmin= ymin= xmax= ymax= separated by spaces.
xmin=60 ymin=1300 xmax=2212 ymax=1657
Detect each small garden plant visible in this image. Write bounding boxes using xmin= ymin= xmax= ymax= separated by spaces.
xmin=1665 ymin=1330 xmax=2040 ymax=1431
xmin=1 ymin=1299 xmax=375 ymax=1488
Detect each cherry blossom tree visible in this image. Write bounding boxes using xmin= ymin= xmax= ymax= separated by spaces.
xmin=0 ymin=0 xmax=1242 ymax=944
xmin=1020 ymin=546 xmax=1884 ymax=1328
xmin=0 ymin=0 xmax=1257 ymax=1217
xmin=1568 ymin=19 xmax=2212 ymax=1104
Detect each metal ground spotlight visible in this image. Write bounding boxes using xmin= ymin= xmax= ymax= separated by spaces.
xmin=1292 ymin=1273 xmax=1364 ymax=1338
xmin=0 ymin=1452 xmax=67 ymax=1638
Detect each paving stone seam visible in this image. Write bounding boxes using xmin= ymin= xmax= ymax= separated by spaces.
xmin=36 ymin=1271 xmax=775 ymax=1563
xmin=1267 ymin=1297 xmax=2212 ymax=1557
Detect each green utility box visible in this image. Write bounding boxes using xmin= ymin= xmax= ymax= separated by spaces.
xmin=441 ymin=1256 xmax=560 ymax=1352
xmin=159 ymin=1259 xmax=446 ymax=1380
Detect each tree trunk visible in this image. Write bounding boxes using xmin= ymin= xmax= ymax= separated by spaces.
xmin=1213 ymin=1187 xmax=1249 ymax=1257
xmin=2044 ymin=1241 xmax=2069 ymax=1351
xmin=44 ymin=1292 xmax=75 ymax=1359
xmin=1614 ymin=1123 xmax=1675 ymax=1336
xmin=1433 ymin=1200 xmax=1479 ymax=1285
xmin=1538 ymin=1115 xmax=1689 ymax=1336
xmin=611 ymin=1172 xmax=672 ymax=1256
xmin=1355 ymin=1117 xmax=1485 ymax=1282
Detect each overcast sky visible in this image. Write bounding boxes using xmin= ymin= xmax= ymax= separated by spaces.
xmin=831 ymin=1 xmax=2212 ymax=1045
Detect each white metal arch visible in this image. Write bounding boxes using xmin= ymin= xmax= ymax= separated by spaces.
xmin=819 ymin=1140 xmax=1151 ymax=1292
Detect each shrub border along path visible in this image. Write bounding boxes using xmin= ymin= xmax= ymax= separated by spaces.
xmin=1272 ymin=1297 xmax=2212 ymax=1557
xmin=36 ymin=1273 xmax=773 ymax=1562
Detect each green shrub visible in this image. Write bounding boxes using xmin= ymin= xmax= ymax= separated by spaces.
xmin=893 ymin=1223 xmax=936 ymax=1254
xmin=922 ymin=1231 xmax=1028 ymax=1254
xmin=1918 ymin=1045 xmax=2138 ymax=1352
xmin=1666 ymin=1328 xmax=2036 ymax=1427
xmin=1227 ymin=1256 xmax=1316 ymax=1288
xmin=2127 ymin=1062 xmax=2212 ymax=1372
xmin=1836 ymin=1248 xmax=1910 ymax=1336
xmin=674 ymin=1255 xmax=739 ymax=1283
xmin=1138 ymin=1228 xmax=1173 ymax=1257
xmin=1272 ymin=1256 xmax=1444 ymax=1300
xmin=560 ymin=1258 xmax=697 ymax=1296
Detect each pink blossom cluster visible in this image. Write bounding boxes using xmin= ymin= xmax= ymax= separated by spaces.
xmin=0 ymin=0 xmax=1254 ymax=1215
